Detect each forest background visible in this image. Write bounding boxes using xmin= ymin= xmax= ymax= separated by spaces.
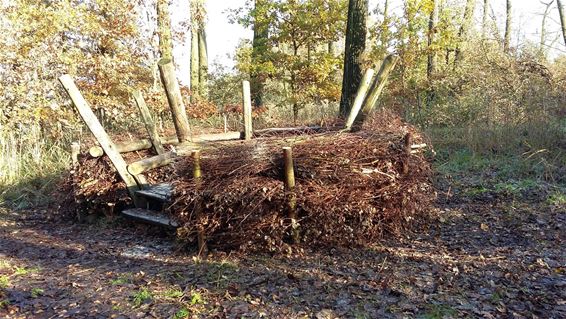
xmin=0 ymin=0 xmax=564 ymax=208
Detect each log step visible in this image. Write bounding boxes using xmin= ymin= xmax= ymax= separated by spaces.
xmin=121 ymin=208 xmax=179 ymax=228
xmin=135 ymin=183 xmax=173 ymax=203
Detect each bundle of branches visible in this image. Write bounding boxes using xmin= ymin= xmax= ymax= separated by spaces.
xmin=170 ymin=112 xmax=435 ymax=252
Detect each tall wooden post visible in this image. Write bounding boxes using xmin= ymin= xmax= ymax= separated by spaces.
xmin=193 ymin=150 xmax=207 ymax=255
xmin=354 ymin=55 xmax=399 ymax=129
xmin=58 ymin=75 xmax=140 ymax=203
xmin=283 ymin=146 xmax=299 ymax=244
xmin=242 ymin=81 xmax=253 ymax=140
xmin=344 ymin=68 xmax=374 ymax=131
xmin=133 ymin=90 xmax=165 ymax=155
xmin=403 ymin=132 xmax=412 ymax=175
xmin=158 ymin=58 xmax=191 ymax=142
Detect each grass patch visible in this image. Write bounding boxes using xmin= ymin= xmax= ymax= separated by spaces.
xmin=132 ymin=287 xmax=153 ymax=307
xmin=421 ymin=303 xmax=457 ymax=319
xmin=0 ymin=299 xmax=10 ymax=309
xmin=163 ymin=287 xmax=184 ymax=299
xmin=0 ymin=276 xmax=10 ymax=289
xmin=173 ymin=308 xmax=190 ymax=319
xmin=31 ymin=288 xmax=44 ymax=298
xmin=189 ymin=291 xmax=204 ymax=305
xmin=547 ymin=191 xmax=566 ymax=206
xmin=110 ymin=273 xmax=131 ymax=285
xmin=14 ymin=266 xmax=40 ymax=276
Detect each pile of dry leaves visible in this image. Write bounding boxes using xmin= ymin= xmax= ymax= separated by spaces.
xmin=58 ymin=111 xmax=436 ymax=251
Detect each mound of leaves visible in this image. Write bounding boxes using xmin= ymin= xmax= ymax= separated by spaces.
xmin=170 ymin=112 xmax=436 ymax=252
xmin=57 ymin=111 xmax=436 ymax=251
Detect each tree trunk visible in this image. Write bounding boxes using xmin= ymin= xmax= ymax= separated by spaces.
xmin=190 ymin=27 xmax=199 ymax=99
xmin=454 ymin=0 xmax=476 ymax=63
xmin=339 ymin=0 xmax=368 ymax=117
xmin=157 ymin=0 xmax=173 ymax=60
xmin=427 ymin=0 xmax=438 ymax=79
xmin=198 ymin=28 xmax=208 ymax=99
xmin=504 ymin=0 xmax=511 ymax=53
xmin=426 ymin=0 xmax=438 ymax=109
xmin=482 ymin=0 xmax=489 ymax=39
xmin=251 ymin=0 xmax=269 ymax=108
xmin=557 ymin=0 xmax=566 ymax=46
xmin=540 ymin=1 xmax=554 ymax=54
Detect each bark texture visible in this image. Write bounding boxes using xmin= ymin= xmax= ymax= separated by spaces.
xmin=339 ymin=0 xmax=368 ymax=117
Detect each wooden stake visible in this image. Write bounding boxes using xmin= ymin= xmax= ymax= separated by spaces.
xmin=193 ymin=150 xmax=208 ymax=255
xmin=71 ymin=142 xmax=80 ymax=166
xmin=344 ymin=68 xmax=375 ymax=130
xmin=354 ymin=55 xmax=399 ymax=130
xmin=283 ymin=146 xmax=299 ymax=244
xmin=133 ymin=90 xmax=165 ymax=155
xmin=403 ymin=132 xmax=412 ymax=175
xmin=58 ymin=75 xmax=140 ymax=202
xmin=158 ymin=58 xmax=191 ymax=142
xmin=242 ymin=80 xmax=253 ymax=140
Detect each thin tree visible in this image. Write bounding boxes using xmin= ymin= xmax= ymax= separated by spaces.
xmin=426 ymin=0 xmax=438 ymax=109
xmin=540 ymin=1 xmax=555 ymax=54
xmin=251 ymin=0 xmax=269 ymax=108
xmin=557 ymin=0 xmax=566 ymax=46
xmin=157 ymin=0 xmax=173 ymax=59
xmin=454 ymin=0 xmax=476 ymax=63
xmin=339 ymin=0 xmax=368 ymax=117
xmin=504 ymin=0 xmax=512 ymax=53
xmin=482 ymin=0 xmax=489 ymax=39
xmin=190 ymin=0 xmax=208 ymax=100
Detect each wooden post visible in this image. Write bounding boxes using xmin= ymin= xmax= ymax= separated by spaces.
xmin=132 ymin=90 xmax=165 ymax=155
xmin=344 ymin=68 xmax=375 ymax=131
xmin=283 ymin=146 xmax=299 ymax=244
xmin=158 ymin=58 xmax=191 ymax=142
xmin=354 ymin=55 xmax=399 ymax=129
xmin=88 ymin=132 xmax=243 ymax=157
xmin=70 ymin=142 xmax=80 ymax=166
xmin=193 ymin=150 xmax=207 ymax=255
xmin=58 ymin=75 xmax=140 ymax=202
xmin=403 ymin=132 xmax=412 ymax=175
xmin=242 ymin=81 xmax=253 ymax=140
xmin=127 ymin=151 xmax=177 ymax=176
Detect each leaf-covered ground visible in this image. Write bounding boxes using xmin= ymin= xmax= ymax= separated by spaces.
xmin=0 ymin=177 xmax=564 ymax=318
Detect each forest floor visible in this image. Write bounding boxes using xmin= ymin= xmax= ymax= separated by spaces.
xmin=0 ymin=168 xmax=565 ymax=318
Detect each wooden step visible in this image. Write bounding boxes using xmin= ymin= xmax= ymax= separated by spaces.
xmin=135 ymin=183 xmax=173 ymax=202
xmin=121 ymin=208 xmax=179 ymax=228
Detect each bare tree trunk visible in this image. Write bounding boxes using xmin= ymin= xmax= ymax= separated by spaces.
xmin=190 ymin=27 xmax=199 ymax=99
xmin=339 ymin=0 xmax=368 ymax=117
xmin=557 ymin=0 xmax=566 ymax=46
xmin=482 ymin=0 xmax=489 ymax=39
xmin=198 ymin=29 xmax=208 ymax=99
xmin=454 ymin=0 xmax=476 ymax=64
xmin=540 ymin=1 xmax=555 ymax=54
xmin=157 ymin=0 xmax=173 ymax=60
xmin=426 ymin=0 xmax=438 ymax=109
xmin=504 ymin=0 xmax=512 ymax=53
xmin=251 ymin=0 xmax=269 ymax=108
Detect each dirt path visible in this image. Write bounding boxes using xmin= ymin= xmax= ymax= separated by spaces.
xmin=1 ymin=189 xmax=564 ymax=318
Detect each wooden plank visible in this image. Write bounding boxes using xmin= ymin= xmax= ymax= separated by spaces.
xmin=133 ymin=90 xmax=165 ymax=155
xmin=122 ymin=208 xmax=179 ymax=228
xmin=58 ymin=75 xmax=140 ymax=200
xmin=344 ymin=68 xmax=374 ymax=130
xmin=135 ymin=183 xmax=172 ymax=202
xmin=88 ymin=132 xmax=242 ymax=157
xmin=158 ymin=58 xmax=192 ymax=142
xmin=242 ymin=80 xmax=253 ymax=140
xmin=127 ymin=151 xmax=177 ymax=175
